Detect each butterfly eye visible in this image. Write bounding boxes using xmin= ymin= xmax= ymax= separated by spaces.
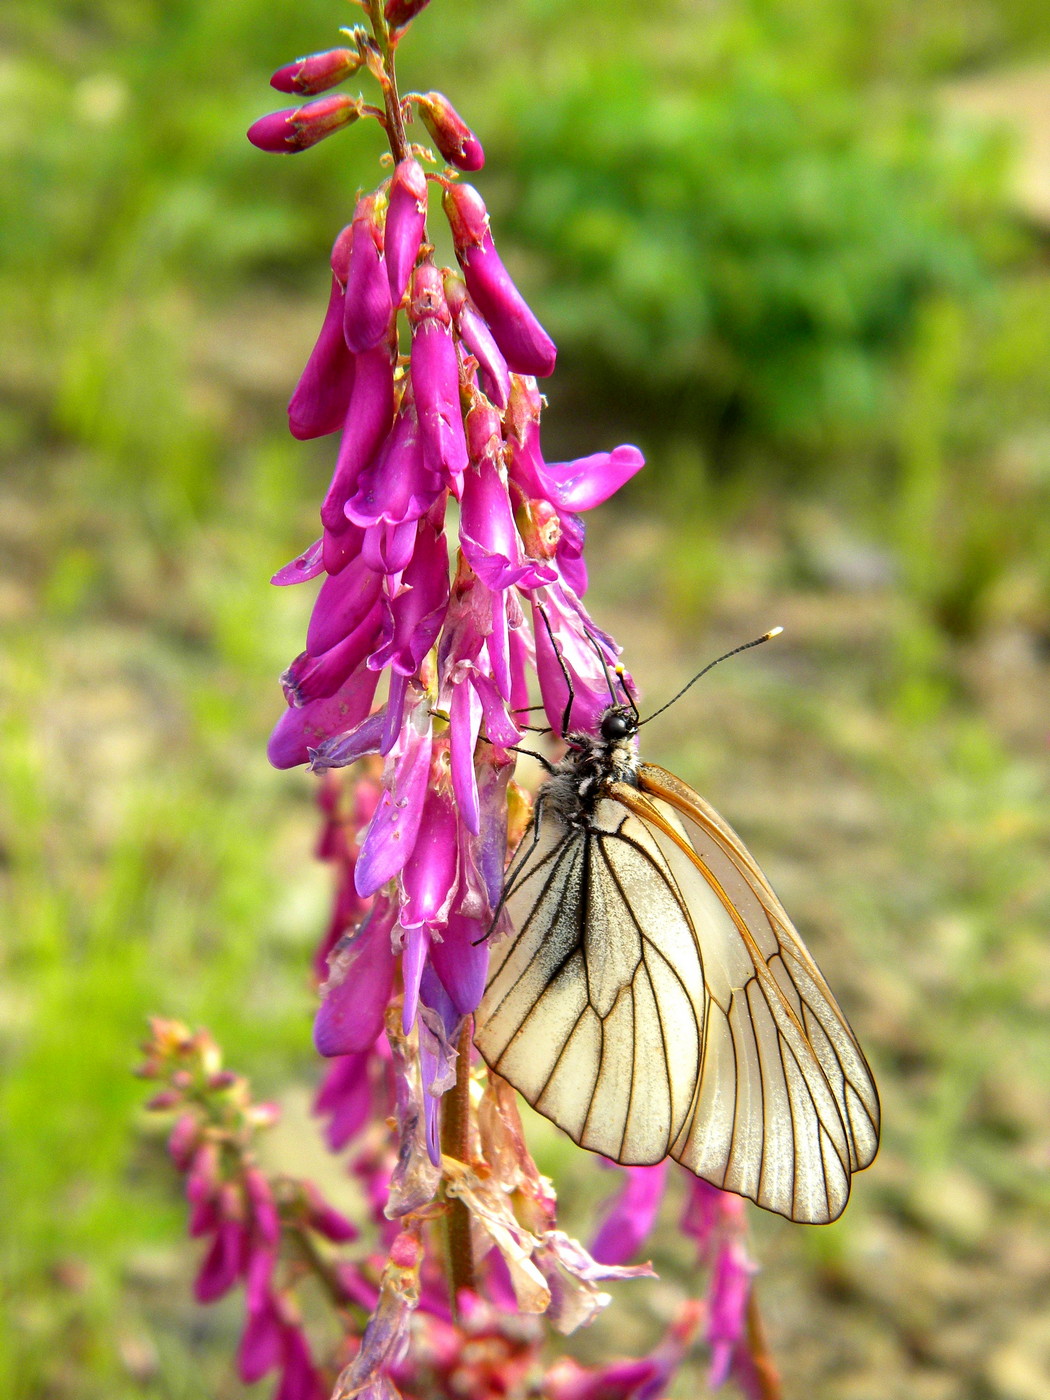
xmin=600 ymin=709 xmax=632 ymax=743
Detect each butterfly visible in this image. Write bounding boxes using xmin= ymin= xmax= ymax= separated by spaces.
xmin=474 ymin=632 xmax=880 ymax=1224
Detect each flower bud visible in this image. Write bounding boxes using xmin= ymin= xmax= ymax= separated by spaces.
xmin=414 ymin=91 xmax=484 ymax=172
xmin=247 ymin=94 xmax=361 ymax=153
xmin=270 ymin=48 xmax=364 ymax=96
xmin=385 ymin=0 xmax=432 ymax=25
xmin=442 ymin=183 xmax=556 ymax=378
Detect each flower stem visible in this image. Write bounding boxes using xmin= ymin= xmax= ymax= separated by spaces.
xmin=365 ymin=0 xmax=410 ymax=162
xmin=441 ymin=1016 xmax=476 ymax=1308
xmin=746 ymin=1288 xmax=783 ymax=1400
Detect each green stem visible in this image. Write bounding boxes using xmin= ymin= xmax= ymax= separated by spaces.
xmin=441 ymin=1017 xmax=476 ymax=1309
xmin=365 ymin=0 xmax=410 ymax=161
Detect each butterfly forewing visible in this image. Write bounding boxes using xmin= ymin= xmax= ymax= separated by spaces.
xmin=476 ymin=797 xmax=705 ymax=1166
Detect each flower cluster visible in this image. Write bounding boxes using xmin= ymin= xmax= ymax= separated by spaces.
xmin=138 ymin=1021 xmax=357 ymax=1400
xmin=143 ymin=5 xmax=783 ymax=1400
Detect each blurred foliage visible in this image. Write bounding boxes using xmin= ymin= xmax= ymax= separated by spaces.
xmin=4 ymin=0 xmax=1050 ymax=1396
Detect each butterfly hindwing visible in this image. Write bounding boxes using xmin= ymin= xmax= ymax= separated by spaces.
xmin=616 ymin=765 xmax=880 ymax=1221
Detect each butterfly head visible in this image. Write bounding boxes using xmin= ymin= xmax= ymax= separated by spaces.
xmin=598 ymin=704 xmax=638 ymax=745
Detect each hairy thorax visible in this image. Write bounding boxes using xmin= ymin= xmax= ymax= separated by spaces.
xmin=544 ymin=732 xmax=641 ymax=825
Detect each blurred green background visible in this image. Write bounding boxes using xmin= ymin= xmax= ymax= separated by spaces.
xmin=3 ymin=0 xmax=1050 ymax=1396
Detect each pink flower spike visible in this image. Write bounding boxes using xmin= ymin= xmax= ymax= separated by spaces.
xmin=270 ymin=47 xmax=363 ymax=97
xmin=415 ymin=91 xmax=485 ymax=171
xmin=355 ymin=692 xmax=433 ymax=895
xmin=288 ymin=274 xmax=356 ymax=440
xmin=271 ymin=537 xmax=325 ymax=586
xmin=409 ymin=266 xmax=468 ymax=492
xmin=248 ymin=94 xmax=361 ymax=153
xmin=386 ymin=159 xmax=429 ymax=305
xmin=446 ymin=274 xmax=511 ymax=408
xmin=315 ymin=896 xmax=398 ymax=1055
xmin=344 ymin=194 xmax=393 ymax=353
xmin=443 ymin=182 xmax=556 ymax=378
xmin=320 ymin=343 xmax=397 ymax=530
xmin=590 ymin=1163 xmax=670 ymax=1266
xmin=544 ymin=444 xmax=645 ymax=512
xmin=267 ymin=663 xmax=380 ymax=769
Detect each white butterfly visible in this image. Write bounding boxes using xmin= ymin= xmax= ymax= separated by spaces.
xmin=475 ymin=646 xmax=880 ymax=1224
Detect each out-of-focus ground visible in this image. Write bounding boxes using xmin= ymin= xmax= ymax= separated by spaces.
xmin=4 ymin=1 xmax=1050 ymax=1397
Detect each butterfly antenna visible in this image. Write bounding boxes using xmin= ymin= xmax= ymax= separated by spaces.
xmin=582 ymin=626 xmax=622 ymax=707
xmin=536 ymin=603 xmax=576 ymax=738
xmin=637 ymin=627 xmax=783 ymax=728
xmin=617 ymin=665 xmax=641 ymax=724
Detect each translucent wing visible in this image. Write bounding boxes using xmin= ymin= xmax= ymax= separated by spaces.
xmin=475 ymin=796 xmax=706 ymax=1167
xmin=619 ymin=763 xmax=881 ymax=1222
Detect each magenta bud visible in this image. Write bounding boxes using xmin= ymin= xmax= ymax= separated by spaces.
xmin=441 ymin=180 xmax=488 ymax=248
xmin=442 ymin=183 xmax=556 ymax=377
xmin=247 ymin=94 xmax=361 ymax=154
xmin=406 ymin=262 xmax=450 ymax=328
xmin=415 ymin=91 xmax=484 ymax=171
xmin=385 ymin=0 xmax=432 ymax=25
xmin=330 ymin=222 xmax=354 ymax=284
xmin=270 ymin=48 xmax=364 ymax=96
xmin=465 ymin=400 xmax=502 ymax=465
xmin=386 ymin=159 xmax=429 ymax=306
xmin=344 ymin=194 xmax=392 ymax=353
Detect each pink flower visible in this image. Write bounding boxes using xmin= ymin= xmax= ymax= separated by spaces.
xmin=590 ymin=1163 xmax=670 ymax=1266
xmin=320 ymin=343 xmax=396 ymax=530
xmin=315 ymin=895 xmax=398 ymax=1056
xmin=288 ymin=231 xmax=356 ymax=439
xmin=408 ymin=265 xmax=469 ymax=494
xmin=386 ymin=159 xmax=429 ymax=305
xmin=354 ymin=690 xmax=433 ymax=893
xmin=443 ymin=182 xmax=557 ymax=377
xmin=343 ymin=193 xmax=393 ymax=353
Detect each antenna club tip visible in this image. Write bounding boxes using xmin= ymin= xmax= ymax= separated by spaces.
xmin=765 ymin=626 xmax=784 ymax=639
